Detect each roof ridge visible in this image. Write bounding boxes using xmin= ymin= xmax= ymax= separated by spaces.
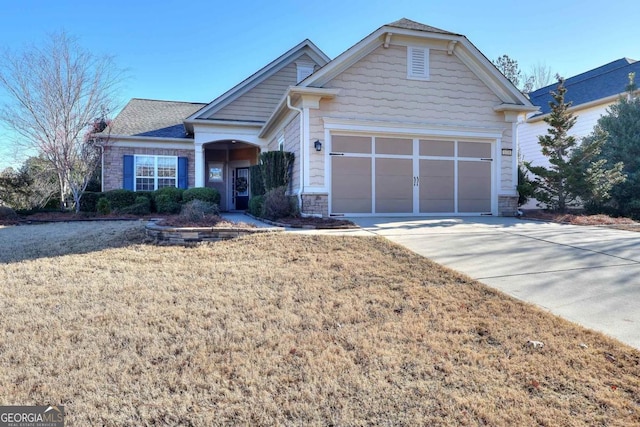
xmin=385 ymin=18 xmax=460 ymax=36
xmin=130 ymin=97 xmax=207 ymax=105
xmin=531 ymin=58 xmax=636 ymax=95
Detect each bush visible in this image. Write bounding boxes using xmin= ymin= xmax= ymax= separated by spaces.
xmin=154 ymin=187 xmax=183 ymax=204
xmin=262 ymin=186 xmax=297 ymax=220
xmin=180 ymin=200 xmax=220 ymax=221
xmin=0 ymin=206 xmax=18 ymax=221
xmin=248 ymin=195 xmax=264 ymax=217
xmin=80 ymin=192 xmax=104 ymax=212
xmin=118 ymin=196 xmax=151 ymax=215
xmin=260 ymin=151 xmax=294 ymax=192
xmin=156 ymin=194 xmax=181 ymax=214
xmin=96 ymin=198 xmax=111 ymax=215
xmin=183 ymin=187 xmax=220 ymax=205
xmin=104 ymin=189 xmax=137 ymax=211
xmin=249 ymin=165 xmax=265 ymax=196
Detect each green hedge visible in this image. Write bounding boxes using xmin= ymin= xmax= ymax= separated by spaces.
xmin=80 ymin=191 xmax=103 ymax=212
xmin=248 ymin=195 xmax=264 ymax=217
xmin=104 ymin=189 xmax=138 ymax=211
xmin=183 ymin=187 xmax=220 ymax=205
xmin=249 ymin=165 xmax=265 ymax=196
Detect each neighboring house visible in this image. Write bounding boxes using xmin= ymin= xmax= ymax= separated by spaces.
xmin=103 ymin=18 xmax=535 ymax=217
xmin=518 ymin=58 xmax=640 ymax=209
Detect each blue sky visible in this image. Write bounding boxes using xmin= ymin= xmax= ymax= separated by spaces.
xmin=1 ymin=0 xmax=638 ymax=169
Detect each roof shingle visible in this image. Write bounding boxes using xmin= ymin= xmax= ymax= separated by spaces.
xmin=107 ymin=99 xmax=206 ymax=138
xmin=529 ymin=58 xmax=640 ymax=115
xmin=386 ymin=18 xmax=460 ymax=36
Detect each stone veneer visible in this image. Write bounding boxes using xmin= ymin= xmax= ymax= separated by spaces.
xmin=145 ymin=222 xmax=281 ymax=244
xmin=103 ymin=145 xmax=195 ymax=191
xmin=498 ymin=195 xmax=519 ymax=217
xmin=302 ymin=193 xmax=329 ymax=217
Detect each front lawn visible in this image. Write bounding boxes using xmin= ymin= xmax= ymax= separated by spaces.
xmin=0 ymin=225 xmax=638 ymax=425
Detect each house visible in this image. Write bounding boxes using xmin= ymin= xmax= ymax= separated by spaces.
xmin=518 ymin=58 xmax=640 ymax=208
xmin=102 ymin=18 xmax=535 ymax=217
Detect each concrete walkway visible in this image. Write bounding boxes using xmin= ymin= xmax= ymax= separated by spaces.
xmin=346 ymin=217 xmax=640 ymax=349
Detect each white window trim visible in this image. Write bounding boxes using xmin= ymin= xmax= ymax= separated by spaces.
xmin=134 ymin=155 xmax=178 ymax=191
xmin=407 ymin=46 xmax=430 ymax=81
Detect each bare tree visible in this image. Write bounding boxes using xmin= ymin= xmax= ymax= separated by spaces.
xmin=0 ymin=32 xmax=122 ymax=212
xmin=524 ymin=62 xmax=555 ymax=93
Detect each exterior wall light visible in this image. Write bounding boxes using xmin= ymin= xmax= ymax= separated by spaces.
xmin=501 ymin=148 xmax=513 ymax=156
xmin=314 ymin=140 xmax=322 ymax=151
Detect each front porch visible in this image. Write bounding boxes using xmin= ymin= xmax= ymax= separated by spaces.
xmin=196 ymin=140 xmax=260 ymax=211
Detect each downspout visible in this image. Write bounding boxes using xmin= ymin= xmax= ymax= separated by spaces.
xmin=286 ymin=95 xmax=304 ymax=210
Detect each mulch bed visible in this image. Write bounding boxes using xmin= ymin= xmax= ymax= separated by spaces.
xmin=253 ymin=215 xmax=358 ymax=229
xmin=522 ymin=210 xmax=639 ymax=226
xmin=155 ymin=215 xmax=255 ymax=228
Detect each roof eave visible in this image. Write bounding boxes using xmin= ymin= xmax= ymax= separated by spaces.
xmin=259 ymin=87 xmax=341 ymax=138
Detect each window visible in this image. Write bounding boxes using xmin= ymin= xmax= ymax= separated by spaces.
xmin=134 ymin=155 xmax=177 ymax=191
xmin=407 ymin=46 xmax=429 ymax=80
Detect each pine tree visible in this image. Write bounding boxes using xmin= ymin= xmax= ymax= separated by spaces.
xmin=526 ymin=78 xmax=579 ymax=211
xmin=526 ymin=77 xmax=625 ymax=212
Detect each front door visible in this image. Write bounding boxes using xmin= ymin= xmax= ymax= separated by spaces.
xmin=234 ymin=167 xmax=249 ymax=210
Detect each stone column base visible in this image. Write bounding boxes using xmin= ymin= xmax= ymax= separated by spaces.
xmin=498 ymin=195 xmax=519 ymax=216
xmin=301 ymin=193 xmax=329 ymax=217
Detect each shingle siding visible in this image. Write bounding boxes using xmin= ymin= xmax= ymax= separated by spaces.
xmin=211 ymin=54 xmax=318 ymax=122
xmin=307 ymin=45 xmax=511 ymax=189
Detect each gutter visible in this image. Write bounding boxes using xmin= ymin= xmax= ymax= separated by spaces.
xmin=286 ymin=95 xmax=304 ymax=210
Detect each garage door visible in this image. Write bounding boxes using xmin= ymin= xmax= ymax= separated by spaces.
xmin=330 ymin=135 xmax=493 ymax=215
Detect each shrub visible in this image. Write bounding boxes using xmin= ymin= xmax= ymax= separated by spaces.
xmin=249 ymin=165 xmax=265 ymax=196
xmin=180 ymin=200 xmax=220 ymax=221
xmin=80 ymin=191 xmax=104 ymax=212
xmin=104 ymin=189 xmax=137 ymax=211
xmin=248 ymin=195 xmax=264 ymax=217
xmin=118 ymin=196 xmax=151 ymax=215
xmin=96 ymin=198 xmax=111 ymax=215
xmin=183 ymin=187 xmax=220 ymax=205
xmin=262 ymin=186 xmax=297 ymax=220
xmin=0 ymin=206 xmax=18 ymax=221
xmin=154 ymin=187 xmax=183 ymax=204
xmin=260 ymin=151 xmax=294 ymax=192
xmin=156 ymin=194 xmax=181 ymax=214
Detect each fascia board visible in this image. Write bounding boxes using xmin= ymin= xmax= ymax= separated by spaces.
xmin=454 ymin=39 xmax=532 ymax=106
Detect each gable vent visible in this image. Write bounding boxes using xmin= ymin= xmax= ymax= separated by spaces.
xmin=296 ymin=61 xmax=315 ymax=83
xmin=407 ymin=46 xmax=429 ymax=80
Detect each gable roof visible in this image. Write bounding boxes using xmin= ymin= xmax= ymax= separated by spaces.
xmin=529 ymin=58 xmax=640 ymax=115
xmin=385 ymin=18 xmax=460 ymax=36
xmin=300 ymin=18 xmax=533 ymax=108
xmin=108 ymin=99 xmax=206 ymax=139
xmin=184 ymin=39 xmax=329 ymax=128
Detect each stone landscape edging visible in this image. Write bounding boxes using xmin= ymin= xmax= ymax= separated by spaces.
xmin=244 ymin=213 xmax=359 ymax=229
xmin=145 ymin=220 xmax=283 ymax=244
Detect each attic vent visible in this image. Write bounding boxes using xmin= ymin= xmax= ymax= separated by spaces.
xmin=296 ymin=61 xmax=315 ymax=83
xmin=407 ymin=46 xmax=429 ymax=80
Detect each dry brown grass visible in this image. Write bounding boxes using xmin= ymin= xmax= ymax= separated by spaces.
xmin=0 ymin=224 xmax=639 ymax=425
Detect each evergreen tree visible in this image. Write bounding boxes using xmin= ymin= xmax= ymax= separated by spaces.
xmin=583 ymin=77 xmax=639 ymax=217
xmin=527 ymin=77 xmax=625 ymax=212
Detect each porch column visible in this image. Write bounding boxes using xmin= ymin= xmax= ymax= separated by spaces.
xmin=195 ymin=143 xmax=205 ymax=187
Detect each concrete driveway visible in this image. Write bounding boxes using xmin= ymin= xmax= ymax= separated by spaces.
xmin=347 ymin=217 xmax=640 ymax=349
